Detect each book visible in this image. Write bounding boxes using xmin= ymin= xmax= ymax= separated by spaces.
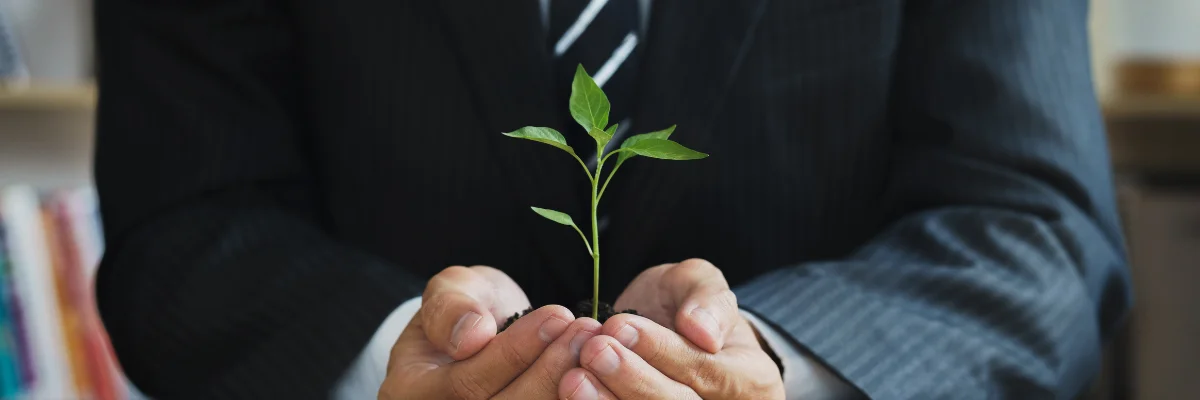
xmin=56 ymin=190 xmax=122 ymax=400
xmin=0 ymin=220 xmax=22 ymax=398
xmin=43 ymin=199 xmax=93 ymax=398
xmin=1 ymin=186 xmax=73 ymax=399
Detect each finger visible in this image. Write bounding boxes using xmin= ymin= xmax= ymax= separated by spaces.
xmin=420 ymin=266 xmax=510 ymax=360
xmin=602 ymin=313 xmax=779 ymax=398
xmin=468 ymin=265 xmax=533 ymax=323
xmin=448 ymin=305 xmax=574 ymax=398
xmin=661 ymin=259 xmax=740 ymax=353
xmin=386 ymin=308 xmax=456 ymax=387
xmin=494 ymin=318 xmax=603 ymax=400
xmin=559 ymin=368 xmax=618 ymax=400
xmin=612 ymin=264 xmax=676 ymax=326
xmin=578 ymin=335 xmax=700 ymax=400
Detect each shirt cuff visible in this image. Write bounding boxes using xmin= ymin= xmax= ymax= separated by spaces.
xmin=741 ymin=310 xmax=857 ymax=400
xmin=333 ymin=297 xmax=422 ymax=400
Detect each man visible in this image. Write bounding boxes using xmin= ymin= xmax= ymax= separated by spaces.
xmin=93 ymin=0 xmax=1130 ymax=398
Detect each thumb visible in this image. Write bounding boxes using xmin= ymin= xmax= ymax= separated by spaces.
xmin=663 ymin=259 xmax=740 ymax=353
xmin=419 ymin=266 xmax=512 ymax=360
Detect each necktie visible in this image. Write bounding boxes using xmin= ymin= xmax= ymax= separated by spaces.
xmin=549 ymin=0 xmax=641 ymax=161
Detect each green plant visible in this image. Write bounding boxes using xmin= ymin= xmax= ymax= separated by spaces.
xmin=502 ymin=65 xmax=708 ymax=320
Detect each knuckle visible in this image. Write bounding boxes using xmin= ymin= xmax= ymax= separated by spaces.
xmin=644 ymin=263 xmax=676 ymax=277
xmin=425 ymin=266 xmax=473 ymax=296
xmin=377 ymin=382 xmax=399 ymax=400
xmin=532 ymin=367 xmax=560 ymax=396
xmin=467 ymin=265 xmax=500 ymax=275
xmin=438 ymin=265 xmax=477 ymax=282
xmin=422 ymin=294 xmax=452 ymax=322
xmin=499 ymin=341 xmax=534 ymax=368
xmin=665 ymin=259 xmax=718 ymax=283
xmin=715 ymin=288 xmax=739 ymax=311
xmin=739 ymin=368 xmax=785 ymax=399
xmin=679 ymin=258 xmax=718 ymax=273
xmin=685 ymin=358 xmax=728 ymax=395
xmin=448 ymin=370 xmax=493 ymax=400
xmin=639 ymin=334 xmax=674 ymax=366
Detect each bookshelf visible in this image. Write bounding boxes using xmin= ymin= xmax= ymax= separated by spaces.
xmin=1105 ymin=95 xmax=1200 ymax=119
xmin=1105 ymin=96 xmax=1200 ymax=174
xmin=0 ymin=85 xmax=95 ymax=189
xmin=0 ymin=85 xmax=97 ymax=112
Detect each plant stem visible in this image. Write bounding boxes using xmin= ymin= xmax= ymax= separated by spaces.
xmin=597 ymin=160 xmax=623 ymax=201
xmin=571 ymin=152 xmax=595 ymax=184
xmin=590 ymin=149 xmax=603 ymax=320
xmin=596 ymin=150 xmax=630 ymax=201
xmin=572 ymin=224 xmax=592 ymax=257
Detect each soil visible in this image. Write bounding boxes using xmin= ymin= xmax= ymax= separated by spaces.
xmin=499 ymin=300 xmax=638 ymax=332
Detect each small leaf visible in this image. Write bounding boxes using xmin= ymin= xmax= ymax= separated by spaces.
xmin=588 ymin=124 xmax=616 ymax=148
xmin=618 ymin=125 xmax=676 ymax=163
xmin=624 ymin=138 xmax=708 ymax=160
xmin=530 ymin=207 xmax=578 ymax=227
xmin=569 ymin=65 xmax=610 ymax=132
xmin=502 ymin=126 xmax=575 ymax=154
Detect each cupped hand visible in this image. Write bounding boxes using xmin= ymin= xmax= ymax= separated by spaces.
xmin=558 ymin=259 xmax=785 ymax=399
xmin=379 ymin=265 xmax=602 ymax=400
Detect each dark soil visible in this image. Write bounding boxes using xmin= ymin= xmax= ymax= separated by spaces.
xmin=499 ymin=300 xmax=638 ymax=332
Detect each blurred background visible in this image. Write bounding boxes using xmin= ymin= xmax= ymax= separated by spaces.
xmin=0 ymin=0 xmax=1196 ymax=399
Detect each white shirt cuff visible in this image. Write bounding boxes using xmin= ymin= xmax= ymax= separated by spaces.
xmin=741 ymin=310 xmax=857 ymax=400
xmin=333 ymin=297 xmax=422 ymax=400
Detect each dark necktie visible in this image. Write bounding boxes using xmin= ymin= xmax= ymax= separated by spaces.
xmin=549 ymin=0 xmax=641 ymax=162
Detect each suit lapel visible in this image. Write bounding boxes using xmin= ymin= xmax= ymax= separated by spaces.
xmin=437 ymin=1 xmax=593 ymax=292
xmin=606 ymin=0 xmax=773 ymax=280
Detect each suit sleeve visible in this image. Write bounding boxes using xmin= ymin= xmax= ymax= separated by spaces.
xmin=734 ymin=0 xmax=1131 ymax=398
xmin=93 ymin=0 xmax=421 ymax=398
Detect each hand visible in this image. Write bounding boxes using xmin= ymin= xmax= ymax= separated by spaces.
xmin=379 ymin=266 xmax=602 ymax=400
xmin=558 ymin=259 xmax=785 ymax=399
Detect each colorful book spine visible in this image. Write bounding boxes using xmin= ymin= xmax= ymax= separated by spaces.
xmin=0 ymin=222 xmax=22 ymax=398
xmin=58 ymin=191 xmax=122 ymax=400
xmin=1 ymin=186 xmax=74 ymax=399
xmin=43 ymin=200 xmax=93 ymax=398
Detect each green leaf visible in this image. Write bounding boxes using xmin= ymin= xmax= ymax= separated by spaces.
xmin=502 ymin=126 xmax=575 ymax=155
xmin=569 ymin=65 xmax=610 ymax=132
xmin=588 ymin=124 xmax=616 ymax=148
xmin=624 ymin=138 xmax=708 ymax=160
xmin=530 ymin=207 xmax=577 ymax=227
xmin=617 ymin=125 xmax=676 ymax=163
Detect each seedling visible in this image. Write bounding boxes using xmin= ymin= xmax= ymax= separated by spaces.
xmin=502 ymin=65 xmax=708 ymax=320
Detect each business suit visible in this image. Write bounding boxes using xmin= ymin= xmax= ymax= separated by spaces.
xmin=94 ymin=0 xmax=1129 ymax=398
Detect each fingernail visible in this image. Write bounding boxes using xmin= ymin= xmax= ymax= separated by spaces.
xmin=614 ymin=324 xmax=638 ymax=348
xmin=589 ymin=345 xmax=620 ymax=376
xmin=690 ymin=307 xmax=720 ymax=339
xmin=567 ymin=375 xmax=599 ymax=400
xmin=450 ymin=312 xmax=483 ymax=352
xmin=538 ymin=316 xmax=570 ymax=343
xmin=570 ymin=331 xmax=595 ymax=356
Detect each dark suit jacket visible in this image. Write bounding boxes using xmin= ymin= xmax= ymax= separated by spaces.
xmin=94 ymin=0 xmax=1130 ymax=398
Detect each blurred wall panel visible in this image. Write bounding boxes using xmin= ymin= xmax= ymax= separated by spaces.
xmin=1122 ymin=186 xmax=1200 ymax=400
xmin=0 ymin=0 xmax=91 ymax=83
xmin=0 ymin=110 xmax=93 ymax=188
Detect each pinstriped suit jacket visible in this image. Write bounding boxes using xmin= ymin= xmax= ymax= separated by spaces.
xmin=93 ymin=0 xmax=1129 ymax=398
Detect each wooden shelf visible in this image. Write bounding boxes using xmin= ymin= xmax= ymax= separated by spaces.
xmin=0 ymin=85 xmax=97 ymax=111
xmin=1105 ymin=95 xmax=1200 ymax=174
xmin=1104 ymin=95 xmax=1200 ymax=120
